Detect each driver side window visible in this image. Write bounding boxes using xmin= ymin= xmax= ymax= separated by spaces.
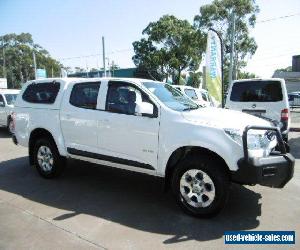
xmin=106 ymin=82 xmax=143 ymax=115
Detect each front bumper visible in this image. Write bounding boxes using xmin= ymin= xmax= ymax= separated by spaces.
xmin=231 ymin=125 xmax=294 ymax=188
xmin=232 ymin=153 xmax=294 ymax=188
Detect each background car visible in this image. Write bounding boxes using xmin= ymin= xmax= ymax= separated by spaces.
xmin=0 ymin=89 xmax=20 ymax=133
xmin=172 ymin=85 xmax=214 ymax=107
xmin=225 ymin=78 xmax=290 ymax=142
xmin=288 ymin=92 xmax=300 ymax=108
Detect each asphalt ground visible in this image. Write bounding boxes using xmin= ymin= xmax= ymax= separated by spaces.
xmin=0 ymin=113 xmax=299 ymax=249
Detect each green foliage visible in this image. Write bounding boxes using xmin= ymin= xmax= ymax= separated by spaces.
xmin=238 ymin=70 xmax=258 ymax=79
xmin=187 ymin=72 xmax=202 ymax=88
xmin=132 ymin=15 xmax=206 ymax=84
xmin=133 ymin=65 xmax=163 ymax=81
xmin=275 ymin=66 xmax=292 ymax=72
xmin=194 ymin=0 xmax=259 ymax=85
xmin=0 ymin=33 xmax=62 ymax=88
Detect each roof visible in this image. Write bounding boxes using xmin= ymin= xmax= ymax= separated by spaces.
xmin=0 ymin=89 xmax=20 ymax=94
xmin=273 ymin=71 xmax=300 ymax=78
xmin=233 ymin=78 xmax=284 ymax=83
xmin=24 ymin=77 xmax=159 ymax=87
xmin=171 ymin=85 xmax=195 ymax=89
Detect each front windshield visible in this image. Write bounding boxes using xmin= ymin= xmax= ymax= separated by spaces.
xmin=142 ymin=82 xmax=199 ymax=111
xmin=4 ymin=94 xmax=18 ymax=105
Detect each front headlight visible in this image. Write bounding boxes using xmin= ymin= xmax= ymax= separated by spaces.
xmin=224 ymin=129 xmax=242 ymax=145
xmin=224 ymin=128 xmax=277 ymax=157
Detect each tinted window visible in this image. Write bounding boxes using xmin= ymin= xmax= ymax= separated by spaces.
xmin=70 ymin=82 xmax=100 ymax=109
xmin=4 ymin=94 xmax=18 ymax=105
xmin=184 ymin=89 xmax=198 ymax=100
xmin=106 ymin=82 xmax=147 ymax=115
xmin=23 ymin=82 xmax=60 ymax=104
xmin=0 ymin=95 xmax=4 ymax=106
xmin=201 ymin=92 xmax=208 ymax=101
xmin=230 ymin=81 xmax=283 ymax=102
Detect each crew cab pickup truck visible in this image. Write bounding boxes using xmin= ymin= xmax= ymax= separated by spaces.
xmin=0 ymin=88 xmax=20 ymax=133
xmin=12 ymin=78 xmax=294 ymax=217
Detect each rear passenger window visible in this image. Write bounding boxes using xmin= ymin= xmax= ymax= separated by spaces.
xmin=70 ymin=82 xmax=100 ymax=109
xmin=230 ymin=81 xmax=283 ymax=102
xmin=22 ymin=82 xmax=60 ymax=104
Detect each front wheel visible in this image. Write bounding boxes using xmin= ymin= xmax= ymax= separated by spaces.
xmin=33 ymin=137 xmax=65 ymax=178
xmin=172 ymin=155 xmax=229 ymax=218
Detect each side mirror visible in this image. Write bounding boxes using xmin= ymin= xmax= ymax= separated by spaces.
xmin=0 ymin=101 xmax=5 ymax=107
xmin=136 ymin=102 xmax=154 ymax=117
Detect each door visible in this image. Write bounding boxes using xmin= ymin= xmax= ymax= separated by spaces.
xmin=0 ymin=94 xmax=6 ymax=125
xmin=98 ymin=80 xmax=160 ymax=171
xmin=60 ymin=81 xmax=101 ymax=153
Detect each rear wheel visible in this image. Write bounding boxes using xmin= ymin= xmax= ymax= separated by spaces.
xmin=7 ymin=118 xmax=14 ymax=134
xmin=33 ymin=137 xmax=65 ymax=178
xmin=172 ymin=154 xmax=229 ymax=218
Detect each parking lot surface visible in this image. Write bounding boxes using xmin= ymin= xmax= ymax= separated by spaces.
xmin=0 ymin=116 xmax=299 ymax=249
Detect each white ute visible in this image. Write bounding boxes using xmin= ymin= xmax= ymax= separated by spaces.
xmin=13 ymin=78 xmax=294 ymax=217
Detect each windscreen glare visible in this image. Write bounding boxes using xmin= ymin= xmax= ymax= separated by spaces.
xmin=142 ymin=82 xmax=198 ymax=111
xmin=230 ymin=81 xmax=283 ymax=102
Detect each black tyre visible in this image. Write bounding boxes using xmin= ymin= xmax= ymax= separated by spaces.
xmin=171 ymin=154 xmax=229 ymax=218
xmin=7 ymin=118 xmax=14 ymax=134
xmin=282 ymin=134 xmax=288 ymax=143
xmin=32 ymin=137 xmax=66 ymax=178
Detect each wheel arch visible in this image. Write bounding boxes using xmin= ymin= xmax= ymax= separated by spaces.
xmin=28 ymin=128 xmax=60 ymax=165
xmin=164 ymin=146 xmax=230 ymax=190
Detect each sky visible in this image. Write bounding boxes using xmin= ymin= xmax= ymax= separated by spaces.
xmin=0 ymin=0 xmax=300 ymax=77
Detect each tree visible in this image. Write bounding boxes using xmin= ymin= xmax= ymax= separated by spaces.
xmin=274 ymin=66 xmax=292 ymax=73
xmin=187 ymin=72 xmax=202 ymax=88
xmin=238 ymin=71 xmax=258 ymax=79
xmin=194 ymin=0 xmax=259 ymax=88
xmin=0 ymin=33 xmax=62 ymax=88
xmin=132 ymin=15 xmax=206 ymax=84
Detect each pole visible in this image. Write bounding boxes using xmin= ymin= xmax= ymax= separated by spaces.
xmin=106 ymin=57 xmax=110 ymax=76
xmin=209 ymin=28 xmax=224 ymax=108
xmin=102 ymin=36 xmax=106 ymax=77
xmin=2 ymin=39 xmax=6 ymax=78
xmin=228 ymin=10 xmax=235 ymax=88
xmin=33 ymin=51 xmax=37 ymax=80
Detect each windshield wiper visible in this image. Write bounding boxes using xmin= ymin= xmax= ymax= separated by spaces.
xmin=182 ymin=106 xmax=199 ymax=111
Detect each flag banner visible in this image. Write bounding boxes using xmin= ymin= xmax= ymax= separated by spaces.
xmin=205 ymin=30 xmax=222 ymax=102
